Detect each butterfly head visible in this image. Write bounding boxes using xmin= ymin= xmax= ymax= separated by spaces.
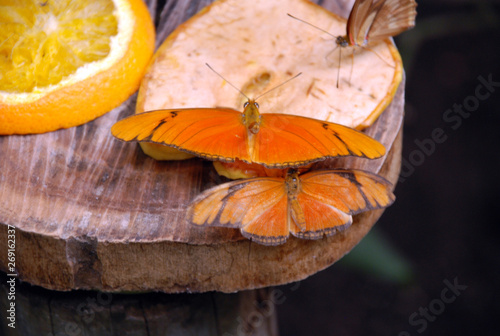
xmin=243 ymin=100 xmax=261 ymax=134
xmin=285 ymin=169 xmax=301 ymax=197
xmin=336 ymin=35 xmax=349 ymax=48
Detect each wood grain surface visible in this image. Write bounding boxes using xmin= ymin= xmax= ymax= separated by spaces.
xmin=0 ymin=0 xmax=404 ymax=293
xmin=0 ymin=276 xmax=279 ymax=336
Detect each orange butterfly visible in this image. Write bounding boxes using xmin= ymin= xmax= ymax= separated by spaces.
xmin=111 ymin=99 xmax=385 ymax=168
xmin=187 ymin=168 xmax=395 ymax=245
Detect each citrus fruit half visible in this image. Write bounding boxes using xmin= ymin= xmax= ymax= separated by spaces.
xmin=0 ymin=0 xmax=155 ymax=135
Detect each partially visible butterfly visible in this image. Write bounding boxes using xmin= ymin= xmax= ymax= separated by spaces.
xmin=187 ymin=168 xmax=395 ymax=245
xmin=337 ymin=0 xmax=417 ymax=48
xmin=111 ymin=99 xmax=386 ymax=168
xmin=289 ymin=0 xmax=417 ymax=85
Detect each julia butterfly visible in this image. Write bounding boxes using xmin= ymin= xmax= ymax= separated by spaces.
xmin=111 ymin=98 xmax=387 ymax=168
xmin=187 ymin=168 xmax=395 ymax=245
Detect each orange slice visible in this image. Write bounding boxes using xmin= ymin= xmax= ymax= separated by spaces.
xmin=135 ymin=0 xmax=402 ymax=166
xmin=0 ymin=0 xmax=155 ymax=135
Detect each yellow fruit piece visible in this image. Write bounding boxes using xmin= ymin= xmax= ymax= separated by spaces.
xmin=141 ymin=142 xmax=196 ymax=161
xmin=136 ymin=0 xmax=402 ymax=164
xmin=214 ymin=160 xmax=312 ymax=179
xmin=0 ymin=0 xmax=155 ymax=134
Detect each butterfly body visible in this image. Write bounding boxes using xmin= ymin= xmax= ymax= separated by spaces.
xmin=285 ymin=170 xmax=307 ymax=231
xmin=241 ymin=100 xmax=261 ymax=160
xmin=111 ymin=100 xmax=386 ymax=168
xmin=187 ymin=169 xmax=395 ymax=245
xmin=242 ymin=100 xmax=262 ymax=135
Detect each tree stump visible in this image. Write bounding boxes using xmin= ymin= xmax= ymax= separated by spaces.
xmin=0 ymin=0 xmax=404 ymax=334
xmin=0 ymin=273 xmax=279 ymax=336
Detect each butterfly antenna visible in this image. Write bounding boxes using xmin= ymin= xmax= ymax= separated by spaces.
xmin=254 ymin=72 xmax=302 ymax=101
xmin=287 ymin=13 xmax=337 ymax=39
xmin=205 ymin=63 xmax=251 ymax=100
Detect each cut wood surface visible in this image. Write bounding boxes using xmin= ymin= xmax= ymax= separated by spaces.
xmin=0 ymin=0 xmax=404 ymax=293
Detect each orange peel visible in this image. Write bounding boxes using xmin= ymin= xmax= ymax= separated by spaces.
xmin=0 ymin=0 xmax=155 ymax=135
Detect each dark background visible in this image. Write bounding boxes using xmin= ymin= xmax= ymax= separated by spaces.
xmin=278 ymin=0 xmax=500 ymax=335
xmin=2 ymin=0 xmax=499 ymax=335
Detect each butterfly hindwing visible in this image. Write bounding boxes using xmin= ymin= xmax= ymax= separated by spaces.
xmin=369 ymin=0 xmax=417 ymax=41
xmin=290 ymin=192 xmax=353 ymax=240
xmin=240 ymin=195 xmax=289 ymax=245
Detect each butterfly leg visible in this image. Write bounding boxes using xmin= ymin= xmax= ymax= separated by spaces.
xmin=362 ymin=45 xmax=395 ymax=68
xmin=348 ymin=47 xmax=355 ymax=87
xmin=337 ymin=47 xmax=343 ymax=88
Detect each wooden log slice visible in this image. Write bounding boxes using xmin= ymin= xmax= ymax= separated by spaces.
xmin=0 ymin=0 xmax=404 ymax=293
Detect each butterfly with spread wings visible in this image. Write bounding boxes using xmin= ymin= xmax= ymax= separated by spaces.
xmin=111 ymin=99 xmax=386 ymax=168
xmin=187 ymin=168 xmax=395 ymax=245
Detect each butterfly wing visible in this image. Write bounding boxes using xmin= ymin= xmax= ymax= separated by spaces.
xmin=368 ymin=0 xmax=417 ymax=41
xmin=111 ymin=108 xmax=250 ymax=162
xmin=289 ymin=169 xmax=395 ymax=239
xmin=346 ymin=0 xmax=417 ymax=46
xmin=254 ymin=114 xmax=386 ymax=168
xmin=187 ymin=177 xmax=291 ymax=245
xmin=346 ymin=0 xmax=381 ymax=46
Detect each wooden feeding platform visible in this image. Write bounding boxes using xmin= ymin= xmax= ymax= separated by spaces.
xmin=0 ymin=0 xmax=405 ymax=334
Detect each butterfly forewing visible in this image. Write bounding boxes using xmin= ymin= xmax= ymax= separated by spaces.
xmin=300 ymin=169 xmax=395 ymax=214
xmin=187 ymin=177 xmax=289 ymax=245
xmin=111 ymin=109 xmax=178 ymax=142
xmin=255 ymin=114 xmax=386 ymax=167
xmin=111 ymin=108 xmax=250 ymax=162
xmin=347 ymin=0 xmax=381 ymax=46
xmin=354 ymin=173 xmax=396 ymax=208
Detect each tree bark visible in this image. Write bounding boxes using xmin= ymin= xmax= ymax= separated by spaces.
xmin=0 ymin=273 xmax=279 ymax=336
